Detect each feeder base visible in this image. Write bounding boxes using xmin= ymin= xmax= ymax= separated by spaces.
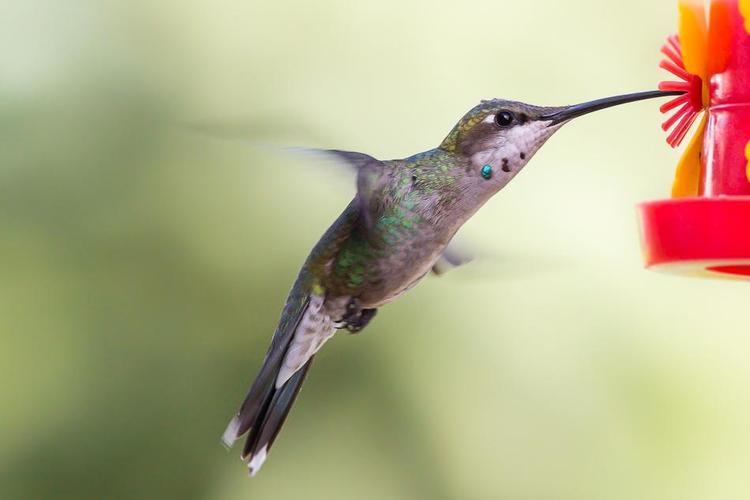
xmin=637 ymin=197 xmax=750 ymax=280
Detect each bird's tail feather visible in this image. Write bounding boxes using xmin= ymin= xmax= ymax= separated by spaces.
xmin=244 ymin=358 xmax=313 ymax=474
xmin=223 ymin=357 xmax=314 ymax=476
xmin=222 ymin=278 xmax=315 ymax=476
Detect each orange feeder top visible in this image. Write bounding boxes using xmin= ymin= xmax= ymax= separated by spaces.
xmin=638 ymin=0 xmax=750 ymax=279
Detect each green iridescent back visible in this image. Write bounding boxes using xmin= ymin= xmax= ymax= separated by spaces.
xmin=307 ymin=149 xmax=465 ymax=301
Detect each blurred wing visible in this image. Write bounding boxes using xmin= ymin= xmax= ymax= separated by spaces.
xmin=291 ymin=148 xmax=386 ymax=229
xmin=432 ymin=242 xmax=474 ymax=276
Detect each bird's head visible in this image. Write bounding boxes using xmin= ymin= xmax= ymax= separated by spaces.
xmin=439 ymin=90 xmax=679 ymax=196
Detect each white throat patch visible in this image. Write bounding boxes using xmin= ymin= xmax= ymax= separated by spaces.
xmin=471 ymin=120 xmax=558 ymax=172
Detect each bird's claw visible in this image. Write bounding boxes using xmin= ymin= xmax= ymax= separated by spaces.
xmin=338 ymin=298 xmax=378 ymax=333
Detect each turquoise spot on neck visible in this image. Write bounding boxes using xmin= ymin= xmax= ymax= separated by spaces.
xmin=481 ymin=164 xmax=493 ymax=180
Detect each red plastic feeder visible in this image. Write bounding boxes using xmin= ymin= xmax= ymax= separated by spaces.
xmin=638 ymin=0 xmax=750 ymax=279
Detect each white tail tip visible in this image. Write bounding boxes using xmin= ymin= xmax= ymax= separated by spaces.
xmin=247 ymin=446 xmax=268 ymax=477
xmin=221 ymin=416 xmax=241 ymax=448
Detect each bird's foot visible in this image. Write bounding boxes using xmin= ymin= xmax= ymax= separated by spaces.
xmin=338 ymin=298 xmax=378 ymax=334
xmin=346 ymin=308 xmax=377 ymax=333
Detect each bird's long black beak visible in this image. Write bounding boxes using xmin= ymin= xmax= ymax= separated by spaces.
xmin=541 ymin=90 xmax=684 ymax=126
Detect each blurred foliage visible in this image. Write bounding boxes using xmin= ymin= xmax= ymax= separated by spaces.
xmin=2 ymin=1 xmax=750 ymax=499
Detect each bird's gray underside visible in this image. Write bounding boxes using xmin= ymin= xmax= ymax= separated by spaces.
xmin=275 ymin=294 xmax=348 ymax=388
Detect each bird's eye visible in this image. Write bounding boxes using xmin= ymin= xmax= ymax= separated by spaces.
xmin=494 ymin=111 xmax=515 ymax=128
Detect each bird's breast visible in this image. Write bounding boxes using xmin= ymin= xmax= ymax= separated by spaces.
xmin=356 ymin=235 xmax=448 ymax=308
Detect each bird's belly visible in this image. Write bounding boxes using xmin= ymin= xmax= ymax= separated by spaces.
xmin=357 ymin=245 xmax=445 ymax=308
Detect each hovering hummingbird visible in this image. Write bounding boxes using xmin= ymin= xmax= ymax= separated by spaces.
xmin=222 ymin=90 xmax=679 ymax=475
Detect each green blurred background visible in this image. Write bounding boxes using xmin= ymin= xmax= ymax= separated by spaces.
xmin=3 ymin=1 xmax=749 ymax=499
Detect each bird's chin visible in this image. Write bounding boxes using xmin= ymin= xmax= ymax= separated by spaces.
xmin=545 ymin=119 xmax=568 ymax=129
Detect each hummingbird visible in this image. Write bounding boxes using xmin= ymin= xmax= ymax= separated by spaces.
xmin=222 ymin=89 xmax=680 ymax=476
